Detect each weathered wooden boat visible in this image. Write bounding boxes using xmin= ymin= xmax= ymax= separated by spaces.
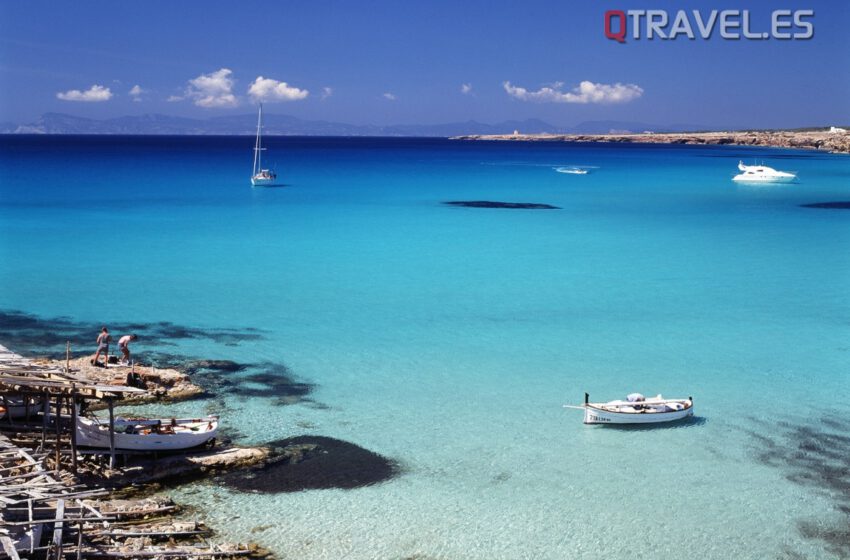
xmin=76 ymin=415 xmax=218 ymax=451
xmin=0 ymin=395 xmax=43 ymax=419
xmin=565 ymin=393 xmax=694 ymax=425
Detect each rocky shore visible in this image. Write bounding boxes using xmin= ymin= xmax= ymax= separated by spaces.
xmin=453 ymin=129 xmax=850 ymax=154
xmin=38 ymin=355 xmax=205 ymax=403
xmin=0 ymin=344 xmax=276 ymax=557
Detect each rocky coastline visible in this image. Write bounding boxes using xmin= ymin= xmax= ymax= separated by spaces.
xmin=452 ymin=129 xmax=850 ymax=154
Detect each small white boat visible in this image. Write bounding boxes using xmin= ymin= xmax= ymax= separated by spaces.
xmin=555 ymin=166 xmax=589 ymax=175
xmin=732 ymin=161 xmax=796 ymax=183
xmin=76 ymin=415 xmax=218 ymax=451
xmin=250 ymin=103 xmax=278 ymax=187
xmin=566 ymin=393 xmax=694 ymax=425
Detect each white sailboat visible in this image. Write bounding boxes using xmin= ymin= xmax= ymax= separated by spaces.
xmin=251 ymin=103 xmax=278 ymax=187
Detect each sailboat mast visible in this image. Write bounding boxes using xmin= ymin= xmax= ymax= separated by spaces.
xmin=253 ymin=103 xmax=263 ymax=176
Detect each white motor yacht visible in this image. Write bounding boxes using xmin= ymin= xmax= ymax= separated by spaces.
xmin=732 ymin=161 xmax=796 ymax=183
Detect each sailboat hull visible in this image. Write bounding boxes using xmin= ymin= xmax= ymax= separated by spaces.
xmin=251 ymin=176 xmax=277 ymax=187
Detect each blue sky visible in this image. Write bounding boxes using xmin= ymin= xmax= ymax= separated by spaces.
xmin=0 ymin=0 xmax=847 ymax=128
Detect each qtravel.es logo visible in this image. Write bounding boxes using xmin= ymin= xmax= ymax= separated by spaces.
xmin=604 ymin=9 xmax=814 ymax=43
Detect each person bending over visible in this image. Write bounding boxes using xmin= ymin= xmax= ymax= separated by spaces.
xmin=118 ymin=334 xmax=138 ymax=365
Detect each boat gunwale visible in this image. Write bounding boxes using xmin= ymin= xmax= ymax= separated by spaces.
xmin=584 ymin=400 xmax=693 ymax=415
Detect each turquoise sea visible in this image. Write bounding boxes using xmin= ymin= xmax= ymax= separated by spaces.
xmin=1 ymin=135 xmax=849 ymax=559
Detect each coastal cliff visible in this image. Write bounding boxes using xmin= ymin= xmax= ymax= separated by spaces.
xmin=452 ymin=130 xmax=850 ymax=154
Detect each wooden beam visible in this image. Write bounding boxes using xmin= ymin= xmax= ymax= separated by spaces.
xmin=70 ymin=390 xmax=78 ymax=474
xmin=54 ymin=395 xmax=61 ymax=474
xmin=40 ymin=391 xmax=49 ymax=452
xmin=107 ymin=399 xmax=115 ymax=469
xmin=51 ymin=498 xmax=65 ymax=560
xmin=0 ymin=536 xmax=21 ymax=560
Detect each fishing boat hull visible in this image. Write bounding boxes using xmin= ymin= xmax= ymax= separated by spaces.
xmin=76 ymin=416 xmax=218 ymax=451
xmin=583 ymin=405 xmax=693 ymax=424
xmin=0 ymin=396 xmax=43 ymax=419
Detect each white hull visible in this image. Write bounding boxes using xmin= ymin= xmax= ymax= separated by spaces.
xmin=76 ymin=416 xmax=218 ymax=451
xmin=251 ymin=175 xmax=277 ymax=187
xmin=555 ymin=166 xmax=588 ymax=175
xmin=583 ymin=405 xmax=693 ymax=424
xmin=732 ymin=174 xmax=796 ymax=183
xmin=733 ymin=161 xmax=796 ymax=183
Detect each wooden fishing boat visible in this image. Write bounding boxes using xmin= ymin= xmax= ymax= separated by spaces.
xmin=76 ymin=415 xmax=218 ymax=451
xmin=565 ymin=393 xmax=693 ymax=425
xmin=0 ymin=395 xmax=42 ymax=419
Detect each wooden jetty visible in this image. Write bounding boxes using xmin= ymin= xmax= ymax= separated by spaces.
xmin=0 ymin=345 xmax=150 ymax=471
xmin=0 ymin=345 xmax=271 ymax=560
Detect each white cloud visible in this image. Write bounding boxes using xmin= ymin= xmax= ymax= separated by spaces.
xmin=186 ymin=68 xmax=238 ymax=108
xmin=166 ymin=95 xmax=183 ymax=102
xmin=383 ymin=92 xmax=396 ymax=101
xmin=321 ymin=86 xmax=333 ymax=100
xmin=129 ymin=84 xmax=145 ymax=102
xmin=247 ymin=76 xmax=309 ymax=102
xmin=56 ymin=84 xmax=113 ymax=102
xmin=461 ymin=83 xmax=473 ymax=95
xmin=503 ymin=80 xmax=643 ymax=104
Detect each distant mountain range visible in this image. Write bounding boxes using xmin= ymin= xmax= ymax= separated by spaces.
xmin=1 ymin=112 xmax=714 ymax=136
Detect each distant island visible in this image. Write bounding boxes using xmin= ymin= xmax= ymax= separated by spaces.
xmin=3 ymin=113 xmax=848 ymax=154
xmin=453 ymin=128 xmax=850 ymax=155
xmin=0 ymin=112 xmax=728 ymax=138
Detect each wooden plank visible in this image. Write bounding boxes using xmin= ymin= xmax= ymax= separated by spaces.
xmin=70 ymin=393 xmax=78 ymax=474
xmin=107 ymin=400 xmax=115 ymax=469
xmin=76 ymin=505 xmax=84 ymax=560
xmin=77 ymin=499 xmax=104 ymax=519
xmin=0 ymin=536 xmax=21 ymax=560
xmin=51 ymin=498 xmax=65 ymax=560
xmin=4 ymin=516 xmax=117 ymax=526
xmin=81 ymin=549 xmax=253 ymax=558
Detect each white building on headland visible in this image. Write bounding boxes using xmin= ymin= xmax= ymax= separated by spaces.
xmin=829 ymin=126 xmax=847 ymax=134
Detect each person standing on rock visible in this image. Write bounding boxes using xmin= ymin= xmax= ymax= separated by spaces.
xmin=118 ymin=334 xmax=138 ymax=365
xmin=92 ymin=327 xmax=112 ymax=367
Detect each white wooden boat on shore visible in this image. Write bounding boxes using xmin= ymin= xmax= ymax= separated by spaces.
xmin=565 ymin=393 xmax=693 ymax=425
xmin=76 ymin=415 xmax=218 ymax=451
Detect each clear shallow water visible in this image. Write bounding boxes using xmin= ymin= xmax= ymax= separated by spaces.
xmin=1 ymin=136 xmax=849 ymax=559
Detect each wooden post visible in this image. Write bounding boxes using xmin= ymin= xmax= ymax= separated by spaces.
xmin=107 ymin=398 xmax=116 ymax=469
xmin=54 ymin=395 xmax=62 ymax=474
xmin=40 ymin=391 xmax=49 ymax=452
xmin=70 ymin=388 xmax=78 ymax=474
xmin=52 ymin=498 xmax=65 ymax=560
xmin=76 ymin=512 xmax=83 ymax=560
xmin=66 ymin=341 xmax=71 ymax=373
xmin=27 ymin=499 xmax=34 ymax=554
xmin=1 ymin=394 xmax=11 ymax=427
